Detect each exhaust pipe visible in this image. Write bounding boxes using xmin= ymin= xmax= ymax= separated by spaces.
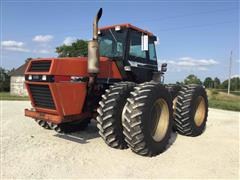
xmin=88 ymin=8 xmax=102 ymax=75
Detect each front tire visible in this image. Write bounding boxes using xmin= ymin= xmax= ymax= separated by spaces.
xmin=122 ymin=82 xmax=173 ymax=156
xmin=96 ymin=82 xmax=136 ymax=149
xmin=174 ymin=84 xmax=208 ymax=136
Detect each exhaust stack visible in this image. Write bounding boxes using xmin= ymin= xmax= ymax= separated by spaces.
xmin=88 ymin=8 xmax=102 ymax=74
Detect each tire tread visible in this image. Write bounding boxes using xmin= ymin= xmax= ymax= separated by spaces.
xmin=96 ymin=81 xmax=136 ymax=149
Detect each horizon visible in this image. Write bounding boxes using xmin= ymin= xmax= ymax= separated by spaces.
xmin=1 ymin=0 xmax=239 ymax=83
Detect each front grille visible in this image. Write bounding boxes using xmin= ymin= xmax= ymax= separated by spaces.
xmin=29 ymin=61 xmax=51 ymax=72
xmin=29 ymin=84 xmax=56 ymax=109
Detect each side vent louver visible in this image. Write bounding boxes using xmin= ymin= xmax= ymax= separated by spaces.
xmin=28 ymin=61 xmax=51 ymax=72
xmin=29 ymin=84 xmax=56 ymax=109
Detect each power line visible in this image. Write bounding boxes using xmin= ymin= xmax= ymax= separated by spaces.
xmin=2 ymin=0 xmax=239 ymax=2
xmin=157 ymin=20 xmax=237 ymax=32
xmin=132 ymin=7 xmax=238 ymax=24
xmin=1 ymin=7 xmax=238 ymax=38
xmin=2 ymin=20 xmax=237 ymax=41
xmin=228 ymin=50 xmax=233 ymax=95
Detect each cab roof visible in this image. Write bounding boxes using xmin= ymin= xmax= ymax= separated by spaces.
xmin=99 ymin=24 xmax=154 ymax=36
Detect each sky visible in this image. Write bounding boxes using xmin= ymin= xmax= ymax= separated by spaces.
xmin=1 ymin=0 xmax=239 ymax=83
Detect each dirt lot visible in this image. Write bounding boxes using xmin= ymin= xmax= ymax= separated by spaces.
xmin=1 ymin=101 xmax=239 ymax=179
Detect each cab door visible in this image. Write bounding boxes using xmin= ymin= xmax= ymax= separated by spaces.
xmin=126 ymin=29 xmax=158 ymax=83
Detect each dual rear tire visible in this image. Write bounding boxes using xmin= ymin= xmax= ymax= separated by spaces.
xmin=122 ymin=82 xmax=173 ymax=156
xmin=96 ymin=82 xmax=208 ymax=156
xmin=97 ymin=81 xmax=173 ymax=156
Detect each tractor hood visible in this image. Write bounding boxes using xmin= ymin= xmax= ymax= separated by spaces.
xmin=24 ymin=57 xmax=122 ymax=79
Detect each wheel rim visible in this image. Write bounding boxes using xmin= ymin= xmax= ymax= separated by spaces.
xmin=172 ymin=97 xmax=177 ymax=116
xmin=194 ymin=96 xmax=206 ymax=127
xmin=150 ymin=98 xmax=169 ymax=142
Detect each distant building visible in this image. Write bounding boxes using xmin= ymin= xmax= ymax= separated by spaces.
xmin=9 ymin=63 xmax=28 ymax=96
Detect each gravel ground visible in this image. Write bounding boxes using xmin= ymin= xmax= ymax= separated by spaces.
xmin=1 ymin=101 xmax=239 ymax=179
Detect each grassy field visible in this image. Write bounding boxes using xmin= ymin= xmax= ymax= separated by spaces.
xmin=0 ymin=92 xmax=29 ymax=101
xmin=207 ymin=89 xmax=240 ymax=111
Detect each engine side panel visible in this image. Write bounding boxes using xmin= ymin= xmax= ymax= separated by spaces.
xmin=25 ymin=57 xmax=122 ymax=124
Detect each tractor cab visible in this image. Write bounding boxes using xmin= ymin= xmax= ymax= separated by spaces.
xmin=98 ymin=24 xmax=158 ymax=83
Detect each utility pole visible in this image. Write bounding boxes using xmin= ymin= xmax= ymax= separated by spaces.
xmin=227 ymin=51 xmax=233 ymax=95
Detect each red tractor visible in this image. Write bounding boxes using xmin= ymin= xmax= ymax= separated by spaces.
xmin=24 ymin=8 xmax=208 ymax=156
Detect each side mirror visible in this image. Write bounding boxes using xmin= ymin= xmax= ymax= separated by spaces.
xmin=141 ymin=35 xmax=148 ymax=51
xmin=161 ymin=63 xmax=167 ymax=72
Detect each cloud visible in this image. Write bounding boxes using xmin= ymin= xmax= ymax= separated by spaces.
xmin=33 ymin=35 xmax=53 ymax=43
xmin=160 ymin=57 xmax=218 ymax=71
xmin=63 ymin=36 xmax=77 ymax=45
xmin=1 ymin=40 xmax=30 ymax=52
xmin=33 ymin=49 xmax=51 ymax=54
xmin=1 ymin=40 xmax=24 ymax=47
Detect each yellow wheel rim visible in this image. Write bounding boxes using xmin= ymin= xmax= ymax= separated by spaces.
xmin=151 ymin=98 xmax=169 ymax=142
xmin=172 ymin=97 xmax=177 ymax=116
xmin=194 ymin=96 xmax=206 ymax=127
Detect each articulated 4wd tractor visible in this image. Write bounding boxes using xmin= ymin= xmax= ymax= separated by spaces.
xmin=24 ymin=8 xmax=208 ymax=156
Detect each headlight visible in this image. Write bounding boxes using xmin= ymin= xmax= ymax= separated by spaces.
xmin=42 ymin=75 xmax=47 ymax=81
xmin=28 ymin=75 xmax=32 ymax=80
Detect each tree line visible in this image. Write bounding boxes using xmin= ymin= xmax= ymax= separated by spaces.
xmin=1 ymin=67 xmax=239 ymax=92
xmin=179 ymin=74 xmax=240 ymax=91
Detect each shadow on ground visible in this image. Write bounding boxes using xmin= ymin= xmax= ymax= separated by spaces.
xmin=166 ymin=131 xmax=178 ymax=151
xmin=54 ymin=119 xmax=178 ymax=150
xmin=54 ymin=120 xmax=100 ymax=144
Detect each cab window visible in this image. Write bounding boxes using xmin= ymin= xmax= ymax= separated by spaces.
xmin=149 ymin=40 xmax=157 ymax=61
xmin=99 ymin=28 xmax=126 ymax=58
xmin=129 ymin=31 xmax=146 ymax=60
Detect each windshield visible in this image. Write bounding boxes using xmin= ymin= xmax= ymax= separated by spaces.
xmin=99 ymin=28 xmax=127 ymax=58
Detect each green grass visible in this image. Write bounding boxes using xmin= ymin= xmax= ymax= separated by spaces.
xmin=215 ymin=89 xmax=240 ymax=96
xmin=0 ymin=92 xmax=29 ymax=101
xmin=230 ymin=91 xmax=240 ymax=96
xmin=207 ymin=89 xmax=240 ymax=111
xmin=209 ymin=99 xmax=240 ymax=111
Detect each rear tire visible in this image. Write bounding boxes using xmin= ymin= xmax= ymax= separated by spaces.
xmin=96 ymin=82 xmax=136 ymax=149
xmin=174 ymin=84 xmax=208 ymax=136
xmin=122 ymin=82 xmax=173 ymax=156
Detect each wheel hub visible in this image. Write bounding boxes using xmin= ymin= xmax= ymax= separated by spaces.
xmin=150 ymin=98 xmax=169 ymax=142
xmin=194 ymin=96 xmax=206 ymax=127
